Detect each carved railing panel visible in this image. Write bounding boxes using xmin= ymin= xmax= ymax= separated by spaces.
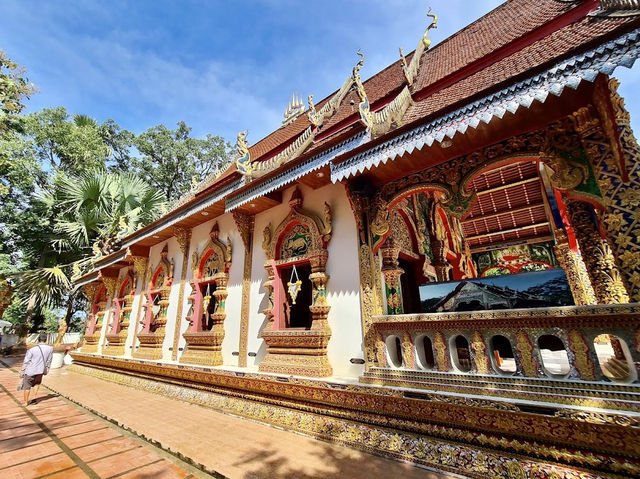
xmin=364 ymin=303 xmax=640 ymax=411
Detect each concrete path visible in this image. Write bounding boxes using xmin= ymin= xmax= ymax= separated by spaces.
xmin=0 ymin=358 xmax=455 ymax=479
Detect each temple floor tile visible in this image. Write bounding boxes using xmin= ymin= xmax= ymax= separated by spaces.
xmin=1 ymin=358 xmax=456 ymax=479
xmin=0 ymin=358 xmax=206 ymax=479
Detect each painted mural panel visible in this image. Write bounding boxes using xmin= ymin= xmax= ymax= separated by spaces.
xmin=472 ymin=242 xmax=558 ymax=277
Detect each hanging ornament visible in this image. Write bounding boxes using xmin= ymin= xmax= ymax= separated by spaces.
xmin=287 ymin=264 xmax=303 ymax=305
xmin=203 ymin=283 xmax=211 ymax=314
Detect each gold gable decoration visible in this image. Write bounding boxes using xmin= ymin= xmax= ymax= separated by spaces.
xmin=399 ymin=7 xmax=438 ymax=87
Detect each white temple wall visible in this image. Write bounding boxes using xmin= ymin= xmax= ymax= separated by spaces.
xmin=322 ymin=184 xmax=364 ymax=379
xmin=250 ymin=198 xmax=284 ymax=367
xmin=218 ymin=213 xmax=243 ymax=366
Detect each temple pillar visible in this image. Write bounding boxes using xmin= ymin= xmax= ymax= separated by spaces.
xmin=127 ymin=256 xmax=148 ymax=357
xmin=345 ymin=183 xmax=384 ymax=370
xmin=431 ymin=238 xmax=450 ymax=282
xmin=171 ymin=227 xmax=191 ymax=361
xmin=574 ymin=86 xmax=640 ymax=301
xmin=552 ymin=230 xmax=597 ymax=305
xmin=80 ymin=283 xmax=100 ymax=353
xmin=233 ymin=211 xmax=254 ymax=367
xmin=98 ymin=276 xmax=118 ymax=355
xmin=380 ymin=238 xmax=404 ymax=315
xmin=567 ymin=199 xmax=629 ymax=304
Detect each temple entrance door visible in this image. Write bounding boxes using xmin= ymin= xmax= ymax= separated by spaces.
xmin=279 ymin=262 xmax=313 ymax=329
xmin=399 ymin=257 xmax=421 ymax=314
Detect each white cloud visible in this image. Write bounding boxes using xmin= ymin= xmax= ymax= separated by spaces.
xmin=1 ymin=0 xmax=638 ymax=144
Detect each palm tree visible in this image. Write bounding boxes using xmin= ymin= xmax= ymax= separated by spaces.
xmin=14 ymin=169 xmax=164 ymax=332
xmin=52 ymin=169 xmax=164 ymax=254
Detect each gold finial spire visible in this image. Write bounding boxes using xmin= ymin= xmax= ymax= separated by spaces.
xmin=283 ymin=91 xmax=305 ymax=125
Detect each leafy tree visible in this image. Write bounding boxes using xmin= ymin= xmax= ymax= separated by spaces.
xmin=26 ymin=107 xmax=112 ymax=174
xmin=9 ymin=169 xmax=165 ymax=331
xmin=48 ymin=169 xmax=164 ymax=256
xmin=99 ymin=118 xmax=135 ymax=171
xmin=131 ymin=121 xmax=231 ymax=203
xmin=0 ymin=48 xmax=36 ymax=136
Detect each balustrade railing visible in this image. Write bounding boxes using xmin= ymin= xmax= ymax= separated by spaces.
xmin=364 ymin=303 xmax=640 ymax=410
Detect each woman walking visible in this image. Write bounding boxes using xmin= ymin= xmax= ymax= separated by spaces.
xmin=19 ymin=333 xmax=53 ymax=406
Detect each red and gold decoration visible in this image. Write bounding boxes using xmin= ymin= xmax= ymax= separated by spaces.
xmin=134 ymin=245 xmax=173 ymax=360
xmin=180 ymin=222 xmax=232 ymax=366
xmin=259 ymin=187 xmax=333 ymax=377
xmin=103 ymin=270 xmax=135 ymax=356
xmin=81 ymin=281 xmax=110 ymax=354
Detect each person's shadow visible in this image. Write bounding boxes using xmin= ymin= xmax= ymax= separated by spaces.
xmin=32 ymin=393 xmax=58 ymax=405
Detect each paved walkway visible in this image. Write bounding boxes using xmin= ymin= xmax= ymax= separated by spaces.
xmin=0 ymin=358 xmax=453 ymax=479
xmin=0 ymin=359 xmax=197 ymax=479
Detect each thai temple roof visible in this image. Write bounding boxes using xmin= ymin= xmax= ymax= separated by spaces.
xmin=79 ymin=0 xmax=640 ymax=278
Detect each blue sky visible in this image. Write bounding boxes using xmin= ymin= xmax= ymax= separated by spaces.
xmin=1 ymin=1 xmax=639 ymax=144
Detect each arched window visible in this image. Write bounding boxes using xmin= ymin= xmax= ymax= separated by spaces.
xmin=490 ymin=335 xmax=516 ymax=374
xmin=386 ymin=335 xmax=404 ymax=368
xmin=451 ymin=335 xmax=472 ymax=372
xmin=537 ymin=334 xmax=570 ymax=377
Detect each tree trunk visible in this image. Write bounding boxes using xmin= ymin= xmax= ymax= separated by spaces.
xmin=23 ymin=251 xmax=47 ymax=330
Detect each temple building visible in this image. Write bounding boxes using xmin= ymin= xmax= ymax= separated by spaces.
xmin=72 ymin=1 xmax=640 ymax=477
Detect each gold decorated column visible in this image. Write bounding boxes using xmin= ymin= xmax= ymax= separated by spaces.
xmin=552 ymin=230 xmax=597 ymax=306
xmin=233 ymin=211 xmax=254 ymax=368
xmin=99 ymin=275 xmax=118 ymax=353
xmin=575 ymin=82 xmax=640 ymax=301
xmin=380 ymin=238 xmax=404 ymax=315
xmin=129 ymin=256 xmax=148 ymax=355
xmin=567 ymin=200 xmax=629 ymax=304
xmin=345 ymin=184 xmax=384 ymax=369
xmin=171 ymin=227 xmax=192 ymax=361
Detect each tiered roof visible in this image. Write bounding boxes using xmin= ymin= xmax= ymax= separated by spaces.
xmin=78 ymin=0 xmax=640 ymax=276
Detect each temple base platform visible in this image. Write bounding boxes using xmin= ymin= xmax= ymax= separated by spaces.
xmin=69 ymin=352 xmax=640 ymax=478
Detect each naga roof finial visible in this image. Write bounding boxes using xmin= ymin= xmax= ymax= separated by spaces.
xmin=353 ymin=48 xmax=365 ymax=79
xmin=422 ymin=7 xmax=438 ymax=49
xmin=399 ymin=7 xmax=438 ymax=86
xmin=234 ymin=130 xmax=253 ymax=177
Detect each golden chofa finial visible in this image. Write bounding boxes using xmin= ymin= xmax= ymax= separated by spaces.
xmin=399 ymin=7 xmax=438 ymax=86
xmin=422 ymin=7 xmax=438 ymax=49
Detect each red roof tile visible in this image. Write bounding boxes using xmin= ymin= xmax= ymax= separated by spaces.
xmin=403 ymin=14 xmax=636 ymax=124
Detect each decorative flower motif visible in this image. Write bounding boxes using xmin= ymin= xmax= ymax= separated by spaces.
xmin=619 ymin=251 xmax=640 ymax=269
xmin=605 ymin=212 xmax=625 ymax=231
xmin=620 ymin=189 xmax=640 ymax=208
xmin=615 ymin=234 xmax=633 ymax=248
